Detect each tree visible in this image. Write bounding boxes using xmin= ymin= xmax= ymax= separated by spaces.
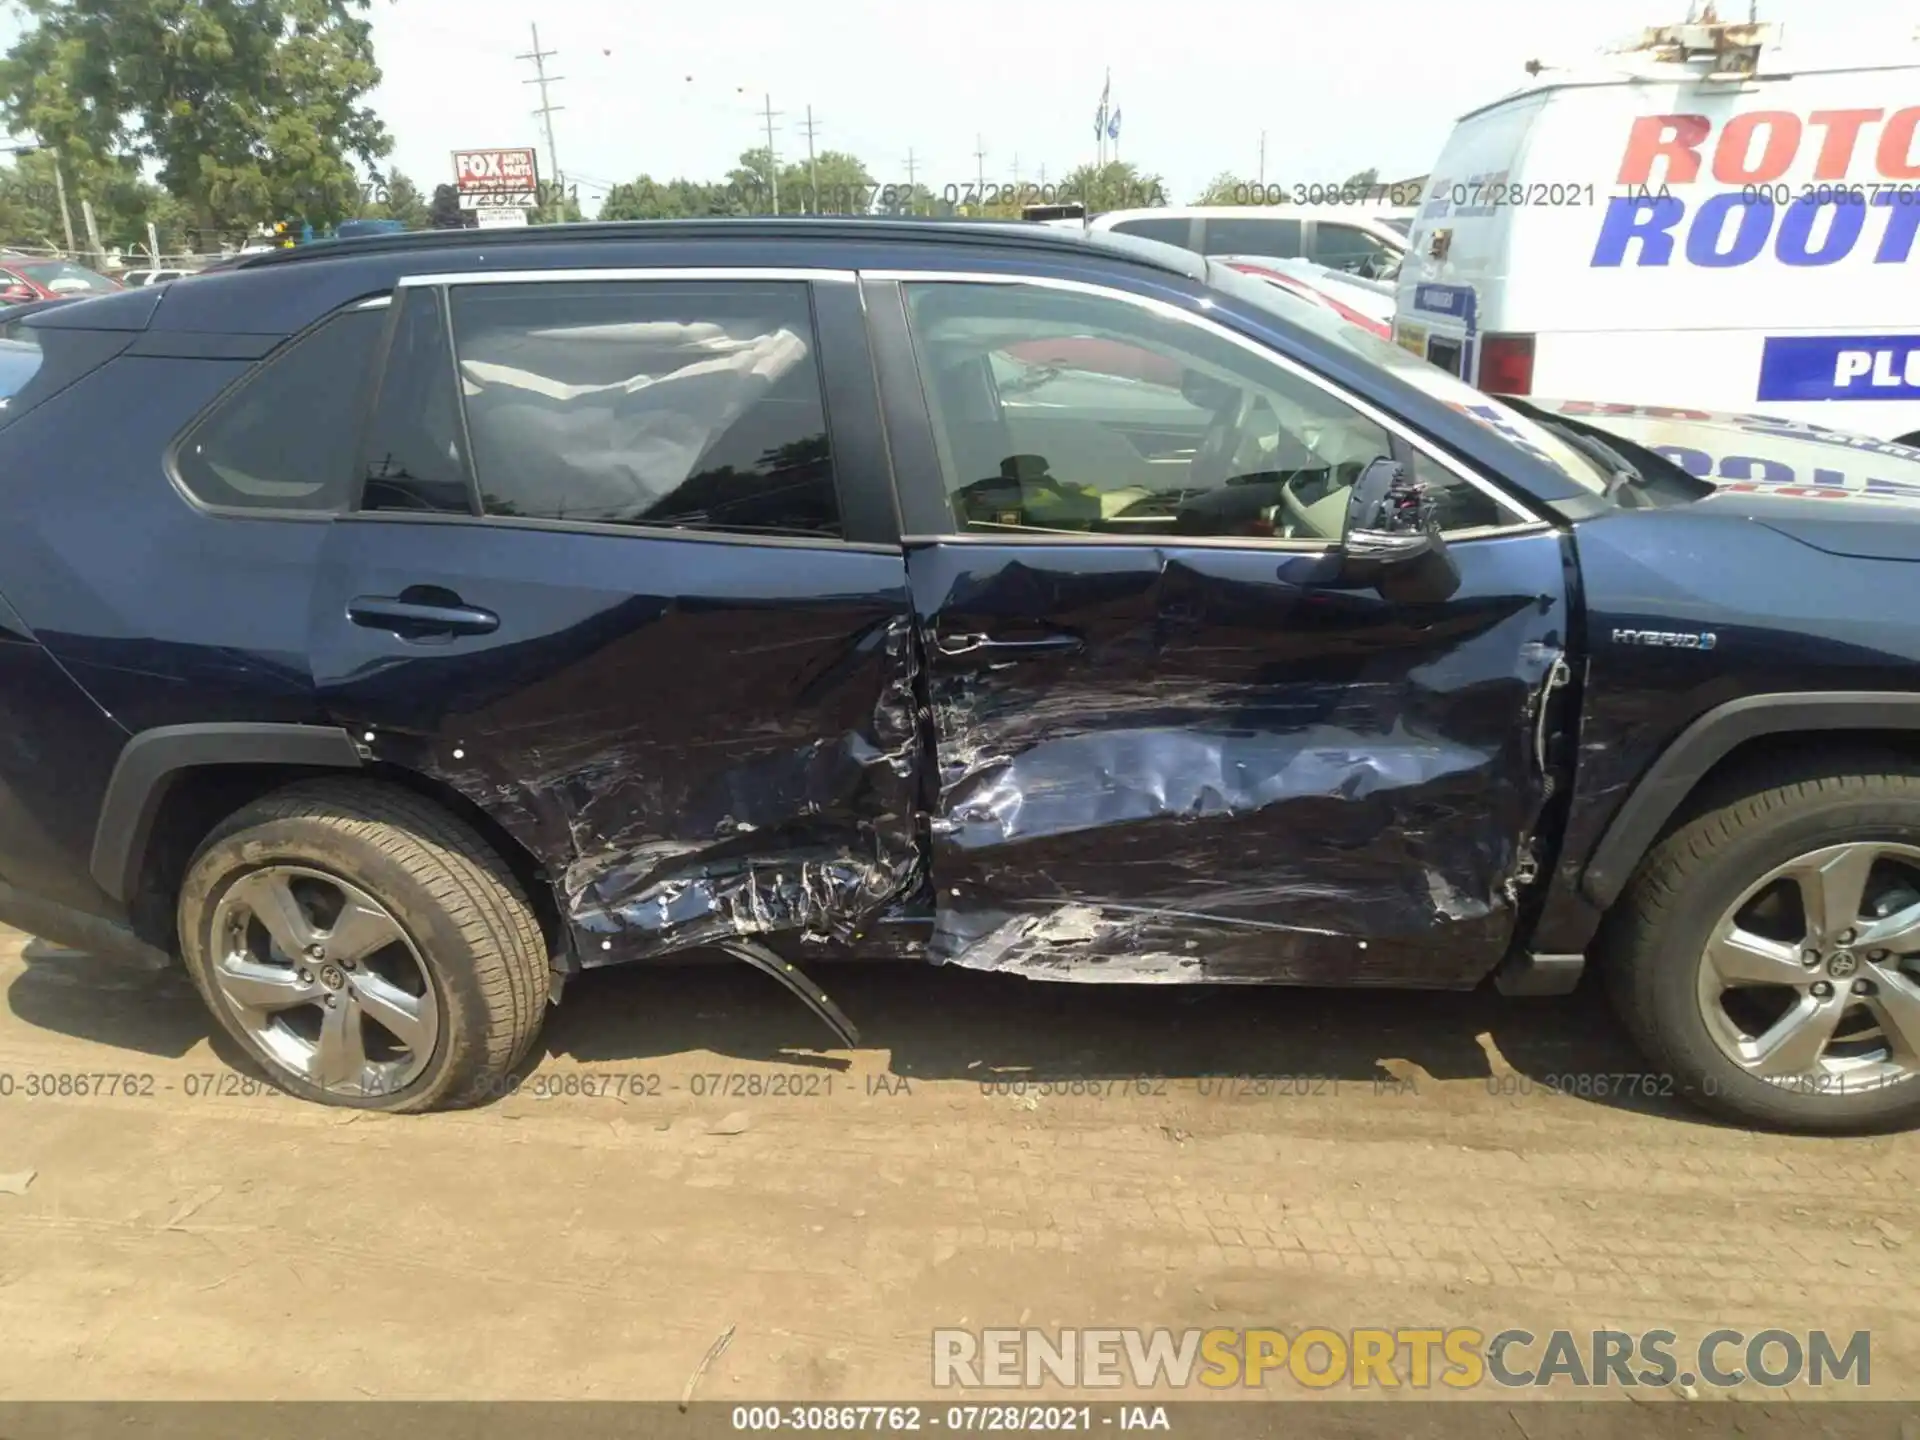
xmin=0 ymin=0 xmax=394 ymax=234
xmin=1342 ymin=167 xmax=1381 ymax=197
xmin=362 ymin=169 xmax=429 ymax=230
xmin=778 ymin=149 xmax=875 ymax=215
xmin=1055 ymin=160 xmax=1168 ymax=214
xmin=719 ymin=146 xmax=877 ymax=215
xmin=1193 ymin=171 xmax=1276 ymax=206
xmin=724 ymin=146 xmax=778 ymax=211
xmin=872 ymin=182 xmax=940 ymax=217
xmin=0 ymin=153 xmax=67 ymax=249
xmin=427 ymin=183 xmax=470 ymax=230
xmin=597 ymin=175 xmax=730 ymax=221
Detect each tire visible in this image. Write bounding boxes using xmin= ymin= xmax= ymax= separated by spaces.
xmin=177 ymin=779 xmax=550 ymax=1112
xmin=1604 ymin=763 xmax=1920 ymax=1134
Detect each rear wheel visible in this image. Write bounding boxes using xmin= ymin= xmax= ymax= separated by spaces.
xmin=177 ymin=780 xmax=550 ymax=1111
xmin=1605 ymin=767 xmax=1920 ymax=1133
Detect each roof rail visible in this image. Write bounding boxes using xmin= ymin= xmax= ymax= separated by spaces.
xmin=224 ymin=216 xmax=1202 ymax=278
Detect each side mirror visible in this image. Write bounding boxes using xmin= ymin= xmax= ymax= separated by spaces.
xmin=1338 ymin=458 xmax=1462 ymax=603
xmin=0 ymin=284 xmax=35 ymax=305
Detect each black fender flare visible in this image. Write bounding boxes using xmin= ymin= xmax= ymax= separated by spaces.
xmin=90 ymin=722 xmax=364 ymax=904
xmin=1581 ymin=691 xmax=1920 ymax=909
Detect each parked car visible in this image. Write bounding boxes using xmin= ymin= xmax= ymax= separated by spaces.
xmin=332 ymin=219 xmax=409 ymax=240
xmin=1397 ymin=15 xmax=1920 ymax=444
xmin=1085 ymin=206 xmax=1408 ymax=280
xmin=1218 ymin=256 xmax=1395 ymax=338
xmin=0 ymin=255 xmax=119 ymax=304
xmin=120 ymin=268 xmax=193 ymax=288
xmin=5 ymin=218 xmax=1920 ymax=1132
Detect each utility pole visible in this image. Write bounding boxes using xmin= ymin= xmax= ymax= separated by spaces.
xmin=1258 ymin=131 xmax=1267 ymax=188
xmin=903 ymin=148 xmax=918 ymax=214
xmin=800 ymin=105 xmax=822 ymax=213
xmin=79 ymin=198 xmax=102 ymax=268
xmin=47 ymin=150 xmax=75 ymax=254
xmin=517 ymin=25 xmax=565 ymax=220
xmin=973 ymin=133 xmax=987 ymax=211
xmin=761 ymin=93 xmax=783 ymax=214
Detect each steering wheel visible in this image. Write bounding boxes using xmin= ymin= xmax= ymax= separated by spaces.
xmin=1189 ymin=389 xmax=1260 ymax=490
xmin=1275 ymin=464 xmax=1360 ymax=542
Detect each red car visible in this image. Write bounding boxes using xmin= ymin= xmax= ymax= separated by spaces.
xmin=998 ymin=259 xmax=1393 ymax=389
xmin=0 ymin=255 xmax=121 ymax=305
xmin=1222 ymin=260 xmax=1392 ymax=339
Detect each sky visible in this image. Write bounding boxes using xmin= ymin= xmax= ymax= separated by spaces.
xmin=5 ymin=0 xmax=1920 ymax=211
xmin=354 ymin=0 xmax=1920 ymax=211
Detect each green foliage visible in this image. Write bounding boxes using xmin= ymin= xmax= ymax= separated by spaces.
xmin=602 ymin=148 xmax=878 ymax=221
xmin=0 ymin=0 xmax=393 ymax=234
xmin=724 ymin=146 xmax=877 ymax=214
xmin=596 ymin=175 xmax=730 ymax=221
xmin=0 ymin=148 xmax=192 ymax=255
xmin=872 ymin=182 xmax=944 ymax=217
xmin=779 ymin=149 xmax=876 ymax=215
xmin=426 ymin=182 xmax=469 ymax=229
xmin=1053 ymin=160 xmax=1168 ymax=213
xmin=361 ymin=169 xmax=429 ymax=230
xmin=1193 ymin=171 xmax=1272 ymax=205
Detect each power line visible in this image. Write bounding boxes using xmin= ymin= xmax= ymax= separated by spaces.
xmin=517 ymin=24 xmax=565 ymax=214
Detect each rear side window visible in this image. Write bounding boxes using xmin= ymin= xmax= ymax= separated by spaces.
xmin=1201 ymin=216 xmax=1302 ymax=257
xmin=0 ymin=318 xmax=134 ymax=431
xmin=449 ymin=279 xmax=841 ymax=538
xmin=1310 ymin=223 xmax=1399 ymax=275
xmin=173 ymin=306 xmax=387 ymax=512
xmin=359 ymin=288 xmax=473 ymax=514
xmin=1108 ymin=216 xmax=1194 ymax=248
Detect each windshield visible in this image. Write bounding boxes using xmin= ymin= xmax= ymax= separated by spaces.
xmin=14 ymin=260 xmax=116 ymax=294
xmin=1206 ymin=260 xmax=1609 ymax=495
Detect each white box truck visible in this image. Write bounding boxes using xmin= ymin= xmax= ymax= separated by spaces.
xmin=1395 ymin=15 xmax=1920 ymax=445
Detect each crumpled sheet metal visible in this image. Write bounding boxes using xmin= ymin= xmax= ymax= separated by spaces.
xmin=426 ymin=610 xmax=925 ymax=964
xmin=915 ymin=541 xmax=1566 ymax=987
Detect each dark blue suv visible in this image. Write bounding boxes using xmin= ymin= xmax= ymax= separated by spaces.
xmin=6 ymin=219 xmax=1920 ymax=1132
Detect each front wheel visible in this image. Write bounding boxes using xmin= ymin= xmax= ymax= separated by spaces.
xmin=177 ymin=780 xmax=551 ymax=1111
xmin=1605 ymin=766 xmax=1920 ymax=1133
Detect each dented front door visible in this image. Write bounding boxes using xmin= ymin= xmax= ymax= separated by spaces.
xmin=879 ymin=274 xmax=1570 ymax=985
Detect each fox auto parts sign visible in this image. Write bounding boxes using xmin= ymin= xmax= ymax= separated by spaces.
xmin=454 ymin=147 xmax=539 ymax=210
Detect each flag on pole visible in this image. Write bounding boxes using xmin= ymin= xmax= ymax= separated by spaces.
xmin=1107 ymin=108 xmax=1122 ymax=140
xmin=1094 ymin=70 xmax=1110 ymax=140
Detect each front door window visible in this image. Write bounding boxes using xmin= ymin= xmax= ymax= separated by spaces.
xmin=902 ymin=280 xmax=1519 ymax=540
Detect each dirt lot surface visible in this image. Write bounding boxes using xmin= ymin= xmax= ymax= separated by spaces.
xmin=3 ymin=923 xmax=1919 ymax=1411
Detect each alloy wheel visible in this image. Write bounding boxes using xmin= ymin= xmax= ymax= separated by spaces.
xmin=1697 ymin=842 xmax=1920 ymax=1094
xmin=208 ymin=865 xmax=440 ymax=1098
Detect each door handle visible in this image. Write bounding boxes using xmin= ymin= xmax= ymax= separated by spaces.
xmin=347 ymin=595 xmax=500 ymax=640
xmin=935 ymin=632 xmax=1084 ymax=659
